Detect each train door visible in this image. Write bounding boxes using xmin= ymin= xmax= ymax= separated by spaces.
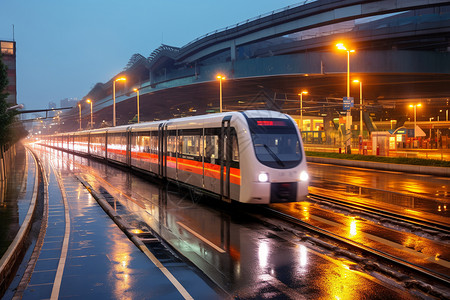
xmin=220 ymin=116 xmax=232 ymax=202
xmin=158 ymin=123 xmax=167 ymax=178
xmin=126 ymin=127 xmax=132 ymax=166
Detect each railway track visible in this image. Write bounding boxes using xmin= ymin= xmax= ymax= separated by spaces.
xmin=308 ymin=193 xmax=450 ymax=237
xmin=246 ymin=204 xmax=450 ymax=298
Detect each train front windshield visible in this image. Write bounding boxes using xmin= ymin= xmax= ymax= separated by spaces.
xmin=248 ymin=118 xmax=302 ymax=169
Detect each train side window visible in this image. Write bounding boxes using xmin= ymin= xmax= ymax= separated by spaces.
xmin=232 ymin=134 xmax=239 ymax=162
xmin=204 ymin=135 xmax=219 ymax=163
xmin=150 ymin=133 xmax=158 ymax=154
xmin=131 ymin=133 xmax=138 ymax=152
xmin=137 ymin=133 xmax=150 ymax=153
xmin=180 ymin=135 xmax=200 ymax=157
xmin=167 ymin=135 xmax=177 ymax=156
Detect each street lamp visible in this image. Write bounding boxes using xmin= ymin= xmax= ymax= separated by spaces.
xmin=352 ymin=80 xmax=363 ymax=139
xmin=429 ymin=117 xmax=434 ymax=140
xmin=409 ymin=103 xmax=422 ymax=138
xmin=216 ymin=75 xmax=226 ymax=113
xmin=336 ymin=42 xmax=355 ymax=154
xmin=298 ymin=91 xmax=308 ymax=131
xmin=5 ymin=103 xmax=24 ymax=111
xmin=133 ymin=88 xmax=140 ymax=124
xmin=86 ymin=99 xmax=93 ymax=129
xmin=78 ymin=103 xmax=82 ymax=130
xmin=113 ymin=77 xmax=126 ymax=126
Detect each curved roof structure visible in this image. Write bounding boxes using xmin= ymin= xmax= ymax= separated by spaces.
xmin=73 ymin=0 xmax=450 ymax=132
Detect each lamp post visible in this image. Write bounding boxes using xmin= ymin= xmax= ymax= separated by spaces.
xmin=298 ymin=91 xmax=308 ymax=131
xmin=336 ymin=43 xmax=355 ymax=154
xmin=409 ymin=103 xmax=422 ymax=139
xmin=113 ymin=77 xmax=126 ymax=126
xmin=86 ymin=99 xmax=93 ymax=129
xmin=133 ymin=88 xmax=140 ymax=124
xmin=429 ymin=117 xmax=434 ymax=140
xmin=216 ymin=75 xmax=226 ymax=113
xmin=352 ymin=80 xmax=363 ymax=138
xmin=78 ymin=103 xmax=82 ymax=130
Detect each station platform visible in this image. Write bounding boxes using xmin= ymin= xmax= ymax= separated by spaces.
xmin=2 ymin=146 xmax=221 ymax=299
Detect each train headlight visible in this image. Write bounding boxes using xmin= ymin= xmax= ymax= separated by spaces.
xmin=299 ymin=171 xmax=309 ymax=182
xmin=258 ymin=172 xmax=269 ymax=183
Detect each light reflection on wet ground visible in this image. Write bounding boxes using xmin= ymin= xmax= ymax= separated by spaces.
xmin=27 ymin=146 xmax=219 ymax=299
xmin=34 ymin=146 xmax=430 ymax=299
xmin=308 ymin=162 xmax=450 ymax=219
xmin=273 ymin=201 xmax=450 ymax=277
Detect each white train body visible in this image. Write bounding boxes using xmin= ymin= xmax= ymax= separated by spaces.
xmin=43 ymin=110 xmax=309 ymax=204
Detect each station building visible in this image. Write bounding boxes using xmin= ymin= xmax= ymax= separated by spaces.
xmin=0 ymin=40 xmax=17 ymax=105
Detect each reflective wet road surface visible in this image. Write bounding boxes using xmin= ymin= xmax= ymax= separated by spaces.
xmin=20 ymin=145 xmax=219 ymax=299
xmin=308 ymin=162 xmax=450 ymax=222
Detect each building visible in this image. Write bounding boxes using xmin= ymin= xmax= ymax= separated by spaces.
xmin=60 ymin=98 xmax=78 ymax=108
xmin=0 ymin=40 xmax=17 ymax=105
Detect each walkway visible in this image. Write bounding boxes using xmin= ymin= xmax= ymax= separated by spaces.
xmin=10 ymin=145 xmax=220 ymax=299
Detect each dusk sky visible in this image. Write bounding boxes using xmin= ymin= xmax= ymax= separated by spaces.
xmin=0 ymin=0 xmax=300 ymax=110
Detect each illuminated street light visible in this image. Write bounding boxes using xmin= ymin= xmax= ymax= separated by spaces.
xmin=217 ymin=75 xmax=226 ymax=113
xmin=336 ymin=42 xmax=355 ymax=154
xmin=429 ymin=117 xmax=434 ymax=139
xmin=133 ymin=88 xmax=140 ymax=124
xmin=86 ymin=99 xmax=93 ymax=129
xmin=352 ymin=80 xmax=363 ymax=139
xmin=409 ymin=103 xmax=422 ymax=139
xmin=298 ymin=91 xmax=308 ymax=131
xmin=78 ymin=103 xmax=82 ymax=130
xmin=113 ymin=77 xmax=126 ymax=126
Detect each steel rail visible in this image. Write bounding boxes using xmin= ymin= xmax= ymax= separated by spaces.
xmin=259 ymin=206 xmax=450 ymax=288
xmin=309 ymin=193 xmax=450 ymax=234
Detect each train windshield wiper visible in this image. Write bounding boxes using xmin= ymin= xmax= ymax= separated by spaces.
xmin=263 ymin=144 xmax=284 ymax=167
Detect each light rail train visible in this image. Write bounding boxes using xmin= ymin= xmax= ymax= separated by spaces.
xmin=41 ymin=110 xmax=309 ymax=204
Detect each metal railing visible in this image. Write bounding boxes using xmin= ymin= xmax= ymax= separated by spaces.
xmin=181 ymin=1 xmax=316 ymax=49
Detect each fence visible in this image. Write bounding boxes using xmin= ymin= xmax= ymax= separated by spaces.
xmin=0 ymin=144 xmax=16 ymax=182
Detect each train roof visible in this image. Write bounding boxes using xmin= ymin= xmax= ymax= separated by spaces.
xmin=50 ymin=110 xmax=288 ymax=135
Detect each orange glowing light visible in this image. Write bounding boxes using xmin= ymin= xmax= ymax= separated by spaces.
xmin=336 ymin=43 xmax=355 ymax=53
xmin=216 ymin=75 xmax=226 ymax=80
xmin=115 ymin=77 xmax=126 ymax=82
xmin=298 ymin=91 xmax=308 ymax=95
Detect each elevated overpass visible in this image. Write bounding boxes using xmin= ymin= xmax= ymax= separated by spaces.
xmin=55 ymin=0 xmax=450 ymax=137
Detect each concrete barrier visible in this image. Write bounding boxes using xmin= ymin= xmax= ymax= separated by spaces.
xmin=0 ymin=148 xmax=39 ymax=296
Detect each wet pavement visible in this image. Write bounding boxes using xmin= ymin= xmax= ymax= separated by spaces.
xmin=17 ymin=145 xmax=220 ymax=299
xmin=0 ymin=144 xmax=32 ymax=257
xmin=307 ymin=162 xmax=450 ymax=222
xmin=21 ymin=145 xmax=450 ymax=298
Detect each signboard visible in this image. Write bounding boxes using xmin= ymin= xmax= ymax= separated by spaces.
xmin=343 ymin=97 xmax=354 ymax=110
